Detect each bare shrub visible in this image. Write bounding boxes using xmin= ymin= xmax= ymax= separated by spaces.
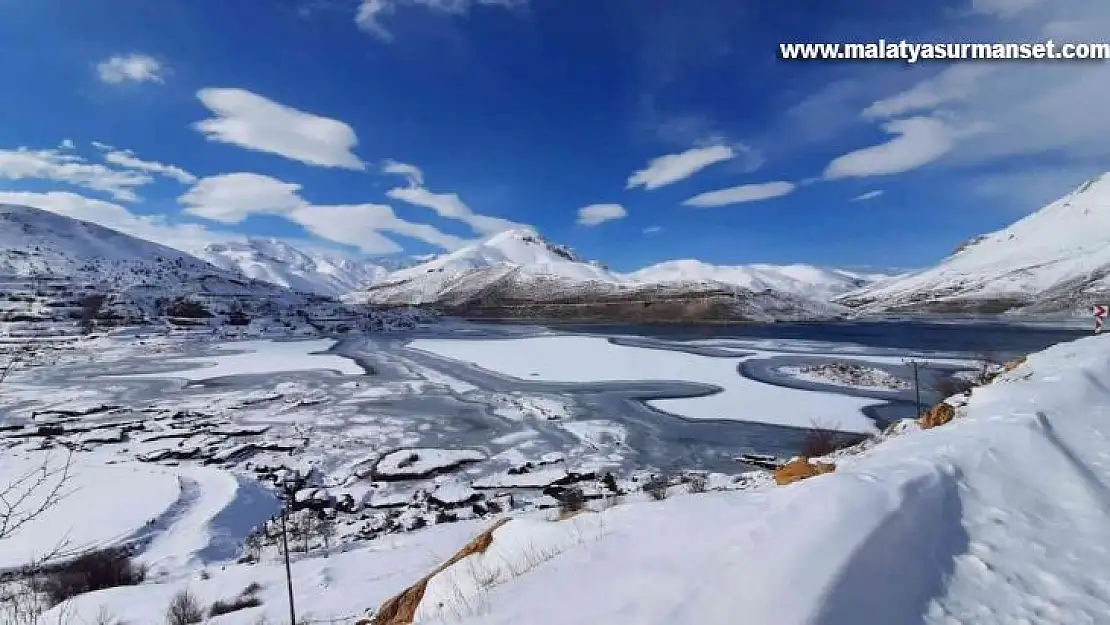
xmin=686 ymin=473 xmax=709 ymax=494
xmin=1 ymin=452 xmax=74 ymax=542
xmin=800 ymin=425 xmax=840 ymax=458
xmin=799 ymin=421 xmax=862 ymax=458
xmin=36 ymin=547 xmax=147 ymax=606
xmin=208 ymin=594 xmax=262 ymax=617
xmin=78 ymin=294 xmax=107 ymax=335
xmin=642 ymin=474 xmax=670 ymax=501
xmin=933 ymin=375 xmax=973 ymax=398
xmin=91 ymin=607 xmax=127 ymax=625
xmin=557 ymin=487 xmax=586 ymax=516
xmin=242 ymin=532 xmax=263 ymax=562
xmin=974 ymin=351 xmax=1001 ymax=384
xmin=165 ymin=589 xmax=203 ymax=625
xmin=0 ymin=579 xmax=54 ymax=625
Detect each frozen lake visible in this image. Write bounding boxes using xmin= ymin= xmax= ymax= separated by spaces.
xmin=3 ymin=320 xmax=1084 ymax=478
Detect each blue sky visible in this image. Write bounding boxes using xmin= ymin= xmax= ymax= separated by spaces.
xmin=1 ymin=0 xmax=1108 ymax=272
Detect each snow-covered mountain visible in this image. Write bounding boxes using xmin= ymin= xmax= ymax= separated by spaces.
xmin=350 ymin=228 xmax=881 ymax=321
xmin=626 ymin=260 xmax=886 ymax=303
xmin=195 ymin=239 xmax=389 ymax=298
xmin=0 ymin=204 xmax=420 ymax=334
xmin=838 ymin=173 xmax=1110 ymax=315
xmin=355 ymin=229 xmax=622 ymax=306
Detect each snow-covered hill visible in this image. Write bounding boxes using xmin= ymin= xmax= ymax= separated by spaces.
xmin=0 ymin=204 xmax=422 ymax=336
xmin=627 ymin=259 xmax=886 ymax=303
xmin=839 ymin=174 xmax=1110 ymax=315
xmin=195 ymin=239 xmax=389 ymax=298
xmin=352 ymin=228 xmax=883 ymax=321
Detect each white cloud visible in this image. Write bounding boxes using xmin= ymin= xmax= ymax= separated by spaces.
xmin=381 ymin=159 xmax=528 ymax=236
xmin=95 ymin=146 xmax=197 ymax=185
xmin=0 ymin=191 xmax=237 ymax=251
xmin=576 ymin=203 xmax=627 ymax=226
xmin=0 ymin=147 xmax=152 ymax=202
xmin=863 ymin=65 xmax=997 ymax=121
xmin=179 ymin=173 xmax=306 ymax=224
xmin=831 ymin=0 xmax=1110 ymax=187
xmin=356 ymin=0 xmax=525 ymax=41
xmin=178 ymin=172 xmax=469 ymax=253
xmin=387 ymin=185 xmax=523 ymax=234
xmin=59 ymin=139 xmax=75 ymax=150
xmin=824 ymin=117 xmax=957 ymax=180
xmin=96 ymin=54 xmax=166 ymax=85
xmin=627 ymin=145 xmax=735 ymax=190
xmin=194 ymin=88 xmax=365 ymax=170
xmin=382 ymin=159 xmax=424 ymax=187
xmin=290 ymin=204 xmax=468 ymax=253
xmin=683 ymin=181 xmax=796 ymax=207
xmin=643 ymin=226 xmax=662 ymax=235
xmin=852 ymin=190 xmax=885 ymax=201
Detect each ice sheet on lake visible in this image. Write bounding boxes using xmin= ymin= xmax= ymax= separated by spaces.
xmin=108 ymin=339 xmax=363 ymax=380
xmin=409 ymin=335 xmax=881 ymax=433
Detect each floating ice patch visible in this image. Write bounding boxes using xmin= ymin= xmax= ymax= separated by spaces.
xmin=107 ymin=339 xmax=363 ymax=381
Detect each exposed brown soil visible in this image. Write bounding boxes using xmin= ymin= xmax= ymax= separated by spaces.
xmin=372 ymin=518 xmax=510 ymax=625
xmin=918 ymin=402 xmax=956 ymax=429
xmin=773 ymin=458 xmax=836 ymax=486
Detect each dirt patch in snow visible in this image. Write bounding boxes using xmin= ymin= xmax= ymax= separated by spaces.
xmin=773 ymin=458 xmax=836 ymax=486
xmin=372 ymin=518 xmax=511 ymax=625
xmin=918 ymin=402 xmax=956 ymax=429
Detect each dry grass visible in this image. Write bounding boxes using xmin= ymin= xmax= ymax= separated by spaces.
xmin=773 ymin=458 xmax=836 ymax=486
xmin=918 ymin=402 xmax=956 ymax=430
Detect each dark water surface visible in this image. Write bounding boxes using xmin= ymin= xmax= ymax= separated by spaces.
xmin=552 ymin=320 xmax=1088 ymax=359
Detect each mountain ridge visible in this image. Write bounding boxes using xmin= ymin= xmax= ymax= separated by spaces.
xmin=0 ymin=204 xmax=420 ymax=335
xmin=838 ymin=173 xmax=1110 ymax=315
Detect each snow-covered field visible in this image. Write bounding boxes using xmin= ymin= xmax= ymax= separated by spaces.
xmin=12 ymin=331 xmax=1107 ymax=625
xmin=0 ymin=453 xmax=181 ymax=571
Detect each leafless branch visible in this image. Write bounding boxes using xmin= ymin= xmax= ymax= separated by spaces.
xmin=0 ymin=451 xmax=75 ymax=542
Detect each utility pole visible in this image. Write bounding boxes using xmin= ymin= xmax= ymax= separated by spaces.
xmin=280 ymin=504 xmax=297 ymax=625
xmin=905 ymin=359 xmax=924 ymax=417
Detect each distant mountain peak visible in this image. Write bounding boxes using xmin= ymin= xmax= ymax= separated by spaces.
xmin=839 ymin=170 xmax=1110 ymax=315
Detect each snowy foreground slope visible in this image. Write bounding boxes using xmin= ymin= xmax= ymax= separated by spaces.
xmin=36 ymin=334 xmax=1110 ymax=625
xmin=352 ymin=228 xmax=880 ymax=320
xmin=840 ymin=173 xmax=1110 ymax=315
